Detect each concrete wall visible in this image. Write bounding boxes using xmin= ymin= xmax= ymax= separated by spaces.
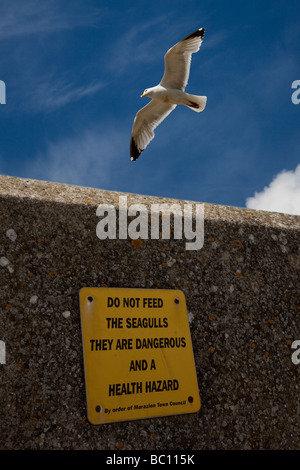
xmin=0 ymin=174 xmax=299 ymax=450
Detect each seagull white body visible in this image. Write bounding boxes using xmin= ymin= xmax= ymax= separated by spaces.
xmin=130 ymin=28 xmax=207 ymax=161
xmin=141 ymin=85 xmax=205 ymax=107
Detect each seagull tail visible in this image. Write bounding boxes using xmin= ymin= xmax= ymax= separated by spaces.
xmin=184 ymin=94 xmax=207 ymax=112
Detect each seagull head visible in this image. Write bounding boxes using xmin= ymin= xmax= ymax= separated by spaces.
xmin=141 ymin=88 xmax=154 ymax=98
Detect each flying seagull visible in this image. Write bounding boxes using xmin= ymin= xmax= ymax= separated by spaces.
xmin=130 ymin=28 xmax=207 ymax=161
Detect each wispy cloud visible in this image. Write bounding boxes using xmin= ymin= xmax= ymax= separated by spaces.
xmin=0 ymin=1 xmax=106 ymax=113
xmin=21 ymin=122 xmax=172 ymax=197
xmin=0 ymin=0 xmax=103 ymax=39
xmin=27 ymin=125 xmax=128 ymax=188
xmin=6 ymin=66 xmax=105 ymax=113
xmin=106 ymin=13 xmax=214 ymax=79
xmin=27 ymin=76 xmax=105 ymax=111
xmin=246 ymin=164 xmax=300 ymax=215
xmin=106 ymin=17 xmax=170 ymax=77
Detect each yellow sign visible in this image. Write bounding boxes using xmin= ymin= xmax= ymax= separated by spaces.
xmin=79 ymin=287 xmax=200 ymax=424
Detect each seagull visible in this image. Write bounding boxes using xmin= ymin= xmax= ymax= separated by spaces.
xmin=130 ymin=28 xmax=207 ymax=161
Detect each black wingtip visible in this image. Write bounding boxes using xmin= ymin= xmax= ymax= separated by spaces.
xmin=183 ymin=28 xmax=205 ymax=41
xmin=130 ymin=137 xmax=143 ymax=161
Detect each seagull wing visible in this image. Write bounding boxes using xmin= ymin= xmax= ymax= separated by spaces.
xmin=160 ymin=28 xmax=205 ymax=91
xmin=130 ymin=100 xmax=176 ymax=161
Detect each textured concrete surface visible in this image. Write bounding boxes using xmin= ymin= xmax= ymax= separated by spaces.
xmin=0 ymin=174 xmax=299 ymax=450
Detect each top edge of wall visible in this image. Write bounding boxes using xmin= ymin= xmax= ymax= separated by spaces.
xmin=0 ymin=174 xmax=299 ymax=229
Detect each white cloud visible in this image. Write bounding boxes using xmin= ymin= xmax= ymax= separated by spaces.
xmin=246 ymin=164 xmax=300 ymax=215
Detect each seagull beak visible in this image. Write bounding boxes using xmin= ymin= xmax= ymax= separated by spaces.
xmin=141 ymin=93 xmax=146 ymax=97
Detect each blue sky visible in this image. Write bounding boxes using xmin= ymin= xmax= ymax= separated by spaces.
xmin=0 ymin=0 xmax=299 ymax=214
